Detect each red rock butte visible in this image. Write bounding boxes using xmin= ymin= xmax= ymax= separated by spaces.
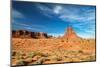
xmin=63 ymin=27 xmax=79 ymax=39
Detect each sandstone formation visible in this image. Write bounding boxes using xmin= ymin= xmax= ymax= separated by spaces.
xmin=12 ymin=30 xmax=52 ymax=39
xmin=63 ymin=27 xmax=79 ymax=39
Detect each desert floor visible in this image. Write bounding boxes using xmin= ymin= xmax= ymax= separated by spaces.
xmin=12 ymin=38 xmax=96 ymax=66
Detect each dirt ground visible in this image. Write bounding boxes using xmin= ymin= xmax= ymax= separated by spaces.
xmin=11 ymin=38 xmax=96 ymax=66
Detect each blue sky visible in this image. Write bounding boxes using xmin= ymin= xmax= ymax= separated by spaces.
xmin=12 ymin=1 xmax=96 ymax=38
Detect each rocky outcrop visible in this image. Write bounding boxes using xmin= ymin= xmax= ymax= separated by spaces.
xmin=12 ymin=30 xmax=52 ymax=39
xmin=63 ymin=27 xmax=79 ymax=39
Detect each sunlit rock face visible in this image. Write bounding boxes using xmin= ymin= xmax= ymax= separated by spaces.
xmin=63 ymin=27 xmax=79 ymax=39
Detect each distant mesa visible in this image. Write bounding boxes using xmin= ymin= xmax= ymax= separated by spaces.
xmin=12 ymin=27 xmax=79 ymax=39
xmin=12 ymin=30 xmax=52 ymax=39
xmin=63 ymin=27 xmax=79 ymax=39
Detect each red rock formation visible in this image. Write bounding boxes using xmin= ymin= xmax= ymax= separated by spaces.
xmin=63 ymin=27 xmax=79 ymax=39
xmin=12 ymin=30 xmax=52 ymax=39
xmin=12 ymin=30 xmax=31 ymax=38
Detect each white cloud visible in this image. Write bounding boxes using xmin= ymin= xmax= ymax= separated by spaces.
xmin=51 ymin=6 xmax=95 ymax=25
xmin=12 ymin=9 xmax=24 ymax=18
xmin=53 ymin=6 xmax=62 ymax=14
xmin=59 ymin=10 xmax=95 ymax=23
xmin=25 ymin=27 xmax=42 ymax=31
xmin=36 ymin=4 xmax=95 ymax=24
xmin=13 ymin=22 xmax=29 ymax=26
xmin=36 ymin=4 xmax=55 ymax=18
xmin=36 ymin=5 xmax=63 ymax=18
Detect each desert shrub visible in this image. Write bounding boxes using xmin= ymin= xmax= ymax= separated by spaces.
xmin=68 ymin=51 xmax=75 ymax=54
xmin=28 ymin=52 xmax=36 ymax=58
xmin=36 ymin=52 xmax=50 ymax=57
xmin=16 ymin=60 xmax=27 ymax=66
xmin=40 ymin=53 xmax=50 ymax=57
xmin=32 ymin=57 xmax=45 ymax=65
xmin=78 ymin=50 xmax=84 ymax=54
xmin=86 ymin=56 xmax=96 ymax=61
xmin=16 ymin=55 xmax=23 ymax=60
xmin=16 ymin=52 xmax=23 ymax=60
xmin=87 ymin=40 xmax=90 ymax=42
xmin=53 ymin=56 xmax=62 ymax=61
xmin=12 ymin=51 xmax=16 ymax=56
xmin=15 ymin=51 xmax=26 ymax=60
xmin=44 ymin=58 xmax=51 ymax=61
xmin=28 ymin=51 xmax=49 ymax=58
xmin=56 ymin=58 xmax=62 ymax=61
xmin=69 ymin=58 xmax=75 ymax=62
xmin=80 ymin=55 xmax=95 ymax=61
xmin=35 ymin=52 xmax=43 ymax=56
xmin=25 ymin=58 xmax=33 ymax=63
xmin=61 ymin=40 xmax=64 ymax=42
xmin=21 ymin=53 xmax=26 ymax=56
xmin=64 ymin=56 xmax=68 ymax=58
xmin=28 ymin=51 xmax=48 ymax=58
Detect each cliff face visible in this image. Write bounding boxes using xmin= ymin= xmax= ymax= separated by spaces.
xmin=12 ymin=30 xmax=52 ymax=39
xmin=63 ymin=27 xmax=79 ymax=39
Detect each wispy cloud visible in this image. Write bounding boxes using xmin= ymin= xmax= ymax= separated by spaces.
xmin=12 ymin=9 xmax=25 ymax=25
xmin=36 ymin=4 xmax=54 ymax=18
xmin=12 ymin=9 xmax=24 ymax=19
xmin=13 ymin=22 xmax=29 ymax=26
xmin=57 ymin=7 xmax=95 ymax=23
xmin=12 ymin=22 xmax=47 ymax=32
